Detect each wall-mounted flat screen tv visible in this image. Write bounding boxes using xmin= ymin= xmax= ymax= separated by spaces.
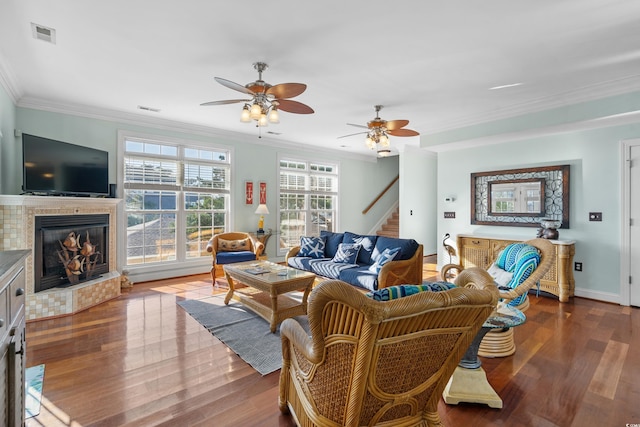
xmin=22 ymin=133 xmax=109 ymax=196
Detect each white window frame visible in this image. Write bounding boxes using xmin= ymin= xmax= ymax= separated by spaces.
xmin=117 ymin=131 xmax=234 ymax=280
xmin=277 ymin=154 xmax=339 ymax=256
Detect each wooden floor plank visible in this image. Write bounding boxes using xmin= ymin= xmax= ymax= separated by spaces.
xmin=587 ymin=340 xmax=629 ymax=399
xmin=25 ymin=258 xmax=640 ymax=426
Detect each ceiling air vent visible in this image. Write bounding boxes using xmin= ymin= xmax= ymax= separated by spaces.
xmin=31 ymin=23 xmax=56 ymax=44
xmin=137 ymin=105 xmax=161 ymax=113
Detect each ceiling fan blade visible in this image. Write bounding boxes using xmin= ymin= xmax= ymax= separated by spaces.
xmin=200 ymin=99 xmax=250 ymax=106
xmin=337 ymin=131 xmax=368 ymax=139
xmin=267 ymin=83 xmax=307 ymax=99
xmin=346 ymin=123 xmax=370 ymax=129
xmin=388 ymin=128 xmax=420 ymax=137
xmin=276 ymin=99 xmax=314 ymax=114
xmin=214 ymin=77 xmax=255 ymax=95
xmin=385 ymin=119 xmax=410 ymax=131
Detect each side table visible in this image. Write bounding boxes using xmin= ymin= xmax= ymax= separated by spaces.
xmin=249 ymin=229 xmax=273 ymax=259
xmin=442 ymin=304 xmax=526 ymax=409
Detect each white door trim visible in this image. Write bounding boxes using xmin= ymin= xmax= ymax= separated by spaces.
xmin=620 ymin=138 xmax=640 ymax=306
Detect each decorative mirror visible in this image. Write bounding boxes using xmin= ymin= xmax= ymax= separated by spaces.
xmin=471 ymin=165 xmax=570 ymax=228
xmin=488 ymin=178 xmax=545 ymax=216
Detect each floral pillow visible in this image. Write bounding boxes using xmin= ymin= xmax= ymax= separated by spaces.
xmin=299 ymin=236 xmax=326 ymax=259
xmin=217 ymin=238 xmax=251 ymax=252
xmin=332 ymin=243 xmax=361 ymax=264
xmin=368 ymin=246 xmax=401 ymax=274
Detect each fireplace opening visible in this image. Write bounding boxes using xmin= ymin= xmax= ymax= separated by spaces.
xmin=34 ymin=214 xmax=110 ymax=292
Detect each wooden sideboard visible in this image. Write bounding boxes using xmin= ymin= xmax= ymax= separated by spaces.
xmin=456 ymin=234 xmax=575 ymax=302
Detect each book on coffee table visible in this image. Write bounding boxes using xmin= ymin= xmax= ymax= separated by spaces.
xmin=245 ymin=267 xmax=270 ymax=275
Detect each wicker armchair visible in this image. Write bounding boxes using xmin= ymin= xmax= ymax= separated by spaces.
xmin=205 ymin=232 xmax=264 ymax=288
xmin=440 ymin=238 xmax=554 ymax=357
xmin=440 ymin=238 xmax=554 ymax=311
xmin=279 ymin=270 xmax=499 ymax=427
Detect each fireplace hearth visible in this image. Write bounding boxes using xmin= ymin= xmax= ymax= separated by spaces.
xmin=34 ymin=214 xmax=109 ymax=292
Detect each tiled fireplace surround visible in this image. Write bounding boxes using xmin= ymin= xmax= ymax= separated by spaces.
xmin=0 ymin=195 xmax=121 ymax=321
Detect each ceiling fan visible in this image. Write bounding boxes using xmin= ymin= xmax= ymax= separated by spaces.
xmin=339 ymin=105 xmax=419 ymax=156
xmin=200 ymin=62 xmax=314 ymax=128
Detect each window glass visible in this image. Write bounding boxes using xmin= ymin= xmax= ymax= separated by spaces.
xmin=279 ymin=159 xmax=338 ymax=254
xmin=123 ymin=136 xmax=230 ymax=267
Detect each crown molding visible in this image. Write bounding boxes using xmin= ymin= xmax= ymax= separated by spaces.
xmin=426 ymin=74 xmax=640 ymax=134
xmin=0 ymin=54 xmax=22 ymax=103
xmin=16 ymin=97 xmax=375 ymax=163
xmin=425 ymin=109 xmax=640 ymax=153
xmin=400 ymin=143 xmax=437 ymax=159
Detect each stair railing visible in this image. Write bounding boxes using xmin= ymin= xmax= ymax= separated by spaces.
xmin=362 ymin=175 xmax=399 ymax=215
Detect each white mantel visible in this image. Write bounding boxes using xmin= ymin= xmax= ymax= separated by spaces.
xmin=0 ymin=195 xmax=122 ymax=320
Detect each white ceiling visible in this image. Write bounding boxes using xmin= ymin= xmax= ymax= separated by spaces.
xmin=2 ymin=0 xmax=640 ymax=158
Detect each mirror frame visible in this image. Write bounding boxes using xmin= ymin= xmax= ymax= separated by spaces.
xmin=471 ymin=164 xmax=570 ymax=228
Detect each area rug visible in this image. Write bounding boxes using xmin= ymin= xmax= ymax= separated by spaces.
xmin=25 ymin=364 xmax=45 ymax=419
xmin=177 ymin=294 xmax=308 ymax=375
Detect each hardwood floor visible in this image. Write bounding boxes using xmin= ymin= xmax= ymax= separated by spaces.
xmin=25 ymin=259 xmax=640 ymax=426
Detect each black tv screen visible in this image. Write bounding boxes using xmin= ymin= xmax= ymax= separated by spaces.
xmin=22 ymin=133 xmax=109 ymax=196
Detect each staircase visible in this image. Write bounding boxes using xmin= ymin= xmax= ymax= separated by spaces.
xmin=376 ymin=208 xmax=399 ymax=238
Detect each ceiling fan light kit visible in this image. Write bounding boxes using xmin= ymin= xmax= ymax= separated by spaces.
xmin=201 ymin=62 xmax=312 ymax=132
xmin=339 ymin=105 xmax=420 ymax=155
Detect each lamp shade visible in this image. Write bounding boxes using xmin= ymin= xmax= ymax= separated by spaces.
xmin=240 ymin=106 xmax=251 ymax=122
xmin=255 ymin=204 xmax=269 ymax=215
xmin=268 ymin=108 xmax=280 ymax=123
xmin=250 ymin=103 xmax=262 ymax=120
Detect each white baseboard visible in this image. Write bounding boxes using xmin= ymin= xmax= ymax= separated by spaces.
xmin=573 ymin=287 xmax=621 ymax=305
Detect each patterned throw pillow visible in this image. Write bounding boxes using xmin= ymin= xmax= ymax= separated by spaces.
xmin=217 ymin=238 xmax=251 ymax=252
xmin=299 ymin=236 xmax=326 ymax=259
xmin=332 ymin=243 xmax=361 ymax=264
xmin=366 ymin=282 xmax=457 ymax=301
xmin=368 ymin=246 xmax=401 ymax=274
xmin=495 ymin=243 xmax=541 ymax=306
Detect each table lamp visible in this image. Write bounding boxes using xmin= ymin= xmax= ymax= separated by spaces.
xmin=255 ymin=204 xmax=269 ymax=234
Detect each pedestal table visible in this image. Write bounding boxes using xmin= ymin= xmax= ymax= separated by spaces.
xmin=442 ymin=304 xmax=526 ymax=408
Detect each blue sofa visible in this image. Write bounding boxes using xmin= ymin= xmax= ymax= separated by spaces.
xmin=285 ymin=231 xmax=423 ymax=291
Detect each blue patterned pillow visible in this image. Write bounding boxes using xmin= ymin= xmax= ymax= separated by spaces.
xmin=496 ymin=243 xmax=525 ymax=271
xmin=368 ymin=246 xmax=401 ymax=273
xmin=495 ymin=243 xmax=540 ymax=306
xmin=298 ymin=236 xmax=326 ymax=259
xmin=366 ymin=282 xmax=456 ymax=301
xmin=332 ymin=243 xmax=361 ymax=264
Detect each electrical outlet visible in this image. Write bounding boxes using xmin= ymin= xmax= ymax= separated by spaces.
xmin=574 ymin=262 xmax=582 ymax=271
xmin=444 ymin=212 xmax=455 ymax=219
xmin=589 ymin=212 xmax=602 ymax=221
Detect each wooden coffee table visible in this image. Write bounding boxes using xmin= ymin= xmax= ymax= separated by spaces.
xmin=223 ymin=261 xmax=316 ymax=333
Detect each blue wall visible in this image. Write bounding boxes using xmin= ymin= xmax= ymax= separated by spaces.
xmin=411 ymin=91 xmax=640 ymax=303
xmin=0 ymin=83 xmax=17 ymax=193
xmin=7 ymin=106 xmax=400 ymax=272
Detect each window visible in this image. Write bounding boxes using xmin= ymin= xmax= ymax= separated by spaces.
xmin=122 ymin=135 xmax=230 ymax=268
xmin=279 ymin=158 xmax=338 ymax=254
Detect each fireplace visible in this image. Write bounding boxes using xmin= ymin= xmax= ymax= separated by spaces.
xmin=34 ymin=214 xmax=110 ymax=292
xmin=0 ymin=195 xmax=121 ymax=321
